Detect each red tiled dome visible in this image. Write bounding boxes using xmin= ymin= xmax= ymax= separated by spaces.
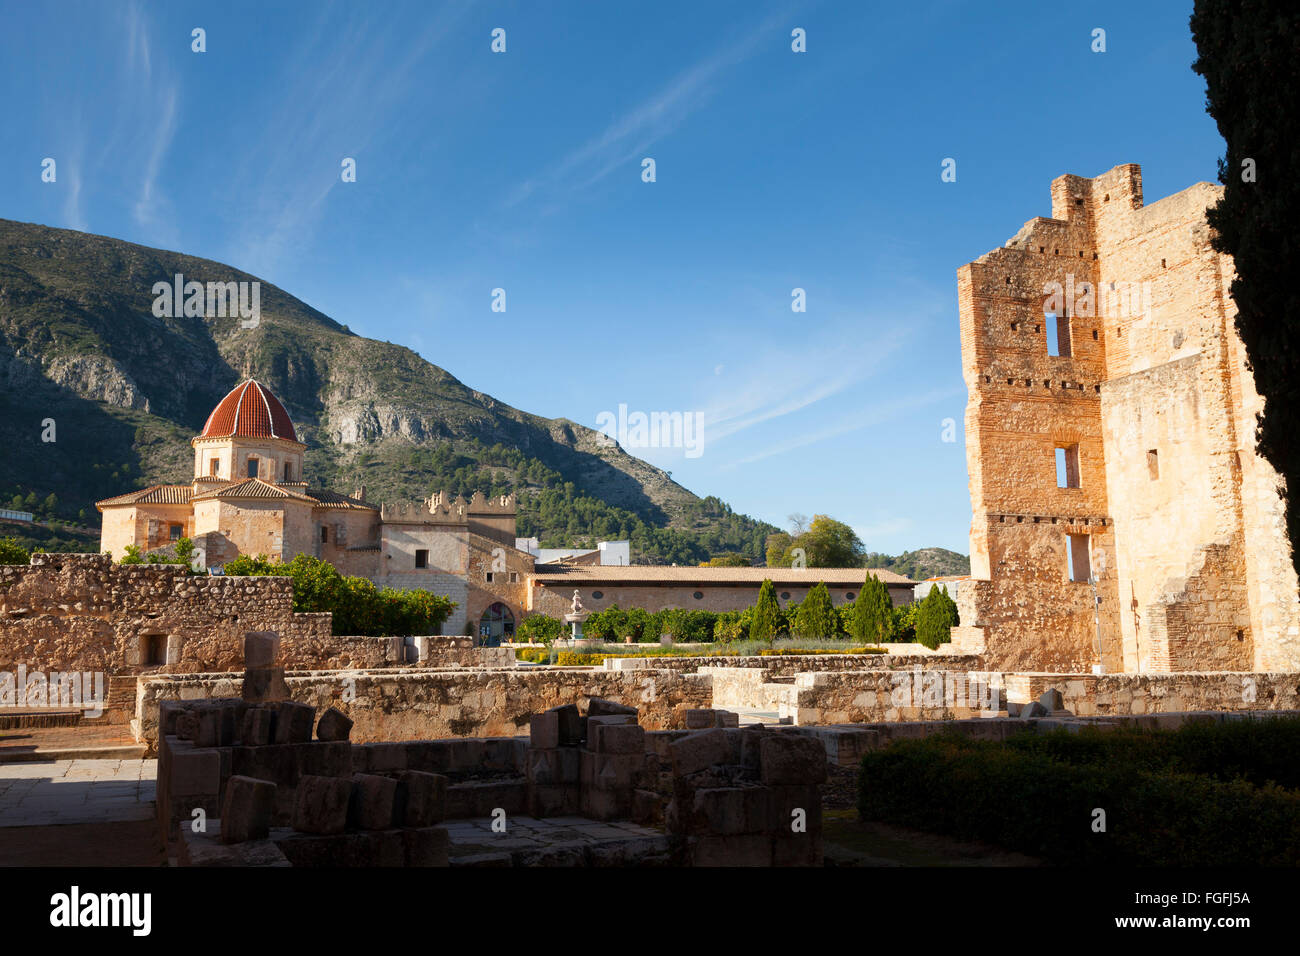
xmin=199 ymin=380 xmax=298 ymax=442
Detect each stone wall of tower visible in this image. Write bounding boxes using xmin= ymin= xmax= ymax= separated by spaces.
xmin=957 ymin=164 xmax=1300 ymax=673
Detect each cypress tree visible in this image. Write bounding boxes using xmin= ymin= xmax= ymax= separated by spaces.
xmin=750 ymin=578 xmax=782 ymax=642
xmin=850 ymin=573 xmax=896 ymax=644
xmin=916 ymin=585 xmax=958 ymax=649
xmin=793 ymin=581 xmax=837 ymax=639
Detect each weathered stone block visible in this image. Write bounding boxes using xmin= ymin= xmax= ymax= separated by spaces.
xmin=527 ymin=748 xmax=580 ymax=786
xmin=240 ymin=707 xmax=273 ymax=747
xmin=766 ymin=784 xmax=822 ymax=833
xmin=445 ymin=780 xmax=528 ymax=818
xmin=316 ymin=707 xmax=353 ymax=742
xmin=394 ymin=770 xmax=448 ymax=827
xmin=291 ymin=774 xmax=352 ymax=834
xmin=582 ymin=751 xmax=646 ymax=791
xmin=685 ymin=708 xmax=717 ymax=730
xmin=691 ymin=787 xmax=750 ymax=836
xmin=242 ymin=667 xmax=289 ymax=703
xmin=361 ymin=742 xmax=409 ymax=772
xmin=530 ymin=711 xmax=560 ymax=749
xmin=483 ymin=738 xmax=525 ymax=772
xmin=274 ymin=701 xmax=316 ymax=744
xmin=175 ymin=712 xmax=199 ymax=742
xmin=196 ymin=706 xmax=236 ymax=748
xmin=1038 ymin=688 xmax=1066 ymax=712
xmin=590 ymin=722 xmax=645 ymax=755
xmin=585 ymin=697 xmax=638 ymax=719
xmin=759 ymin=734 xmax=827 ymax=786
xmin=580 ymin=786 xmax=631 ymax=821
xmin=528 ymin=784 xmax=580 ymax=817
xmin=632 ymin=788 xmax=661 ymax=826
xmin=447 ymin=738 xmax=484 ymax=771
xmin=294 ymin=741 xmax=352 ymax=779
xmin=219 ymin=775 xmax=277 ymax=844
xmin=549 ymin=704 xmax=584 ymax=746
xmin=670 ymin=729 xmax=733 ymax=775
xmin=243 ymin=631 xmax=280 ymax=668
xmin=348 ymin=773 xmax=397 ymax=830
xmin=232 ymin=744 xmax=297 ymax=787
xmin=171 ymin=748 xmax=222 ymax=797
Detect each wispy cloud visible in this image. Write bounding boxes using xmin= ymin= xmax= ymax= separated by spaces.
xmin=505 ymin=4 xmax=797 ymax=210
xmin=723 ymin=384 xmax=964 ymax=467
xmin=701 ymin=319 xmax=913 ymax=445
xmin=226 ymin=1 xmax=475 ymax=275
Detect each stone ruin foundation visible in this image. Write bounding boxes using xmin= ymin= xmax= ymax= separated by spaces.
xmin=158 ymin=633 xmax=829 ymax=866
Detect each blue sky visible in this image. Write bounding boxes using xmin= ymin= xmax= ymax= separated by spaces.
xmin=1 ymin=0 xmax=1225 ymax=554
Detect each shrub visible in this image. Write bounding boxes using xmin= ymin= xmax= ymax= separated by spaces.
xmin=222 ymin=552 xmax=455 ymax=636
xmin=758 ymin=646 xmax=886 ymax=656
xmin=791 ymin=581 xmax=838 ymax=639
xmin=0 ymin=537 xmax=30 ymax=565
xmin=848 ymin=573 xmax=896 ymax=644
xmin=749 ymin=578 xmax=783 ymax=642
xmin=915 ymin=585 xmax=958 ymax=649
xmin=517 ymin=613 xmax=564 ymax=644
xmin=858 ymin=727 xmax=1300 ymax=865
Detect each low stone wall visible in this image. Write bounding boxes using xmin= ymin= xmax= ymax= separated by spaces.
xmin=1003 ymin=671 xmax=1300 ymax=716
xmin=787 ymin=669 xmax=1300 ymax=725
xmin=137 ymin=666 xmax=711 ymax=754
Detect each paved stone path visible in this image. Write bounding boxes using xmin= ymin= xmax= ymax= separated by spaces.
xmin=443 ymin=814 xmax=664 ymax=860
xmin=0 ymin=759 xmax=157 ymax=828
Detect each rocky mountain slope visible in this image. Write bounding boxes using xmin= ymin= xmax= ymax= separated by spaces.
xmin=0 ymin=217 xmax=776 ymax=562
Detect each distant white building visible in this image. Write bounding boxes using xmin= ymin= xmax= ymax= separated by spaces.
xmin=913 ymin=575 xmax=968 ymax=604
xmin=515 ymin=538 xmax=630 ymax=566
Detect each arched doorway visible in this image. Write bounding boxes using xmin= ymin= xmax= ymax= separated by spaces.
xmin=478 ymin=603 xmax=515 ymax=646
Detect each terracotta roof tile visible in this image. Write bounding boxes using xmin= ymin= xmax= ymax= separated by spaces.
xmin=95 ymin=485 xmax=192 ymax=508
xmin=191 ymin=478 xmax=317 ymax=502
xmin=199 ymin=380 xmax=298 ymax=442
xmin=305 ymin=489 xmax=378 ymax=511
xmin=530 ymin=565 xmax=915 ymax=586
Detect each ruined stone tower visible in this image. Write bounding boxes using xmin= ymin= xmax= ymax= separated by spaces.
xmin=953 ymin=164 xmax=1300 ymax=674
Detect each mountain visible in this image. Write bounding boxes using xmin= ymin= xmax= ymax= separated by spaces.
xmin=862 ymin=548 xmax=971 ymax=581
xmin=0 ymin=218 xmax=778 ymax=563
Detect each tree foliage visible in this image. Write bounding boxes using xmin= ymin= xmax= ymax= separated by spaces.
xmin=849 ymin=572 xmax=896 ymax=644
xmin=0 ymin=537 xmax=30 ymax=565
xmin=1191 ymin=1 xmax=1300 ymax=579
xmin=749 ymin=578 xmax=784 ymax=642
xmin=915 ymin=585 xmax=959 ymax=649
xmin=222 ymin=553 xmax=456 ymax=636
xmin=792 ymin=581 xmax=838 ymax=638
xmin=767 ymin=515 xmax=864 ymax=568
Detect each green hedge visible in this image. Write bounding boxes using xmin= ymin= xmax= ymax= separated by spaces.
xmin=1006 ymin=717 xmax=1300 ymax=791
xmin=858 ymin=727 xmax=1300 ymax=865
